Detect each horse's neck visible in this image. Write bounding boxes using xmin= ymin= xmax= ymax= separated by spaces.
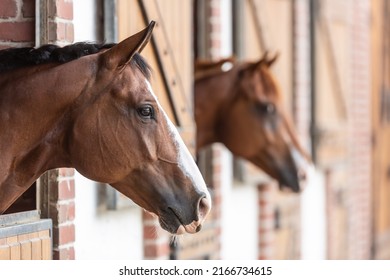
xmin=194 ymin=69 xmax=237 ymax=149
xmin=0 ymin=63 xmax=96 ymax=213
xmin=0 ymin=62 xmax=94 ymax=188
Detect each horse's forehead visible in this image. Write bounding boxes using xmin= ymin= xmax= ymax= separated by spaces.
xmin=143 ymin=78 xmax=158 ymax=101
xmin=249 ymin=67 xmax=279 ymax=101
xmin=117 ymin=67 xmax=152 ymax=99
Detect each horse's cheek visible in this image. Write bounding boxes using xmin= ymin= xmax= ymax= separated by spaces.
xmin=68 ymin=112 xmax=113 ymax=179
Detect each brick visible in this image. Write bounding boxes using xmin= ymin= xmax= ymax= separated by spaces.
xmin=56 ymin=0 xmax=73 ymax=20
xmin=209 ymin=6 xmax=220 ymax=17
xmin=67 ymin=202 xmax=76 ymax=221
xmin=143 ymin=225 xmax=159 ymax=240
xmin=52 ymin=21 xmax=74 ymax=43
xmin=59 ymin=168 xmax=75 ymax=178
xmin=213 ymin=163 xmax=221 ymax=174
xmin=53 ymin=246 xmax=75 ymax=260
xmin=58 ymin=179 xmax=75 ymax=200
xmin=56 ymin=201 xmax=75 ymax=224
xmin=258 ymin=245 xmax=273 ymax=260
xmin=0 ymin=21 xmax=35 ymax=42
xmin=22 ymin=0 xmax=35 ymax=18
xmin=53 ymin=224 xmax=75 ymax=247
xmin=210 ymin=38 xmax=221 ymax=49
xmin=144 ymin=243 xmax=169 ymax=258
xmin=259 ymin=209 xmax=274 ymax=219
xmin=0 ymin=0 xmax=17 ymax=19
xmin=212 ymin=147 xmax=221 ymax=157
xmin=65 ymin=23 xmax=74 ymax=42
xmin=56 ymin=21 xmax=66 ymax=41
xmin=48 ymin=0 xmax=57 ymax=18
xmin=48 ymin=21 xmax=58 ymax=42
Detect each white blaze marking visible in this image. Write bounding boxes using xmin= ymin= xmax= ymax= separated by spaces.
xmin=291 ymin=147 xmax=316 ymax=188
xmin=221 ymin=61 xmax=233 ymax=72
xmin=145 ymin=80 xmax=211 ymax=204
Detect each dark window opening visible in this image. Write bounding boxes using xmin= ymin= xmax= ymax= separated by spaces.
xmin=3 ymin=182 xmax=37 ymax=214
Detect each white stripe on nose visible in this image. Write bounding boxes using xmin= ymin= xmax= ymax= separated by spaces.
xmin=145 ymin=80 xmax=212 ymax=207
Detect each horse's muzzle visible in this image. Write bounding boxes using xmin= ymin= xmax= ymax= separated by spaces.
xmin=170 ymin=195 xmax=211 ymax=235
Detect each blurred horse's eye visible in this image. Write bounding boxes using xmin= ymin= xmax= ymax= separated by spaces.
xmin=137 ymin=105 xmax=154 ymax=119
xmin=257 ymin=102 xmax=276 ymax=115
xmin=266 ymin=103 xmax=275 ymax=114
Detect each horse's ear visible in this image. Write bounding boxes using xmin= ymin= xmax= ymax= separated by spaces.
xmin=102 ymin=21 xmax=156 ymax=70
xmin=258 ymin=51 xmax=279 ymax=67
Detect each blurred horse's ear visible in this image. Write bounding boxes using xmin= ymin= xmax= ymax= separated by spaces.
xmin=102 ymin=21 xmax=156 ymax=70
xmin=258 ymin=51 xmax=279 ymax=67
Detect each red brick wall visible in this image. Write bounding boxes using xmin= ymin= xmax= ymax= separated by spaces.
xmin=203 ymin=0 xmax=223 ymax=259
xmin=50 ymin=168 xmax=76 ymax=260
xmin=258 ymin=184 xmax=275 ymax=259
xmin=49 ymin=0 xmax=74 ymax=44
xmin=347 ymin=0 xmax=372 ymax=259
xmin=291 ymin=0 xmax=311 ymax=261
xmin=293 ymin=0 xmax=311 ymax=149
xmin=0 ymin=0 xmax=35 ymax=49
xmin=0 ymin=0 xmax=76 ymax=260
xmin=47 ymin=0 xmax=75 ymax=260
xmin=143 ymin=212 xmax=170 ymax=260
xmin=0 ymin=0 xmax=74 ymax=47
xmin=205 ymin=0 xmax=222 ymax=59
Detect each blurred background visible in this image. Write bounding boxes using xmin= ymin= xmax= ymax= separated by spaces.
xmin=0 ymin=0 xmax=389 ymax=260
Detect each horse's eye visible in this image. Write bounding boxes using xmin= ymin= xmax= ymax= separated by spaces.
xmin=265 ymin=103 xmax=275 ymax=114
xmin=137 ymin=105 xmax=154 ymax=119
xmin=257 ymin=102 xmax=276 ymax=115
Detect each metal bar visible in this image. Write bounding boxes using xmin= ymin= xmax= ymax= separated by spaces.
xmin=35 ymin=0 xmax=50 ymax=47
xmin=0 ymin=219 xmax=52 ymax=239
xmin=35 ymin=1 xmax=51 ymax=218
xmin=195 ymin=0 xmax=207 ymax=59
xmin=104 ymin=0 xmax=118 ymax=43
xmin=232 ymin=0 xmax=245 ymax=58
xmin=0 ymin=210 xmax=40 ymax=227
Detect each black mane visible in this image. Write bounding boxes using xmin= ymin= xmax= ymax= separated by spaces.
xmin=0 ymin=42 xmax=151 ymax=79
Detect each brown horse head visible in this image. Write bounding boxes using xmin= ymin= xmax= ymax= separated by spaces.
xmin=195 ymin=53 xmax=311 ymax=192
xmin=0 ymin=22 xmax=211 ymax=235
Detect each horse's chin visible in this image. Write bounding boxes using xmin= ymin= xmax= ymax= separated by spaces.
xmin=175 ymin=223 xmax=202 ymax=235
xmin=278 ymin=163 xmax=315 ymax=193
xmin=272 ymin=166 xmax=299 ymax=192
xmin=176 ymin=225 xmax=187 ymax=235
xmin=158 ymin=215 xmax=201 ymax=235
xmin=279 ymin=183 xmax=297 ymax=193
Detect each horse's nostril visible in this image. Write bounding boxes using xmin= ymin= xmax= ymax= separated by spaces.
xmin=196 ymin=224 xmax=202 ymax=232
xmin=198 ymin=196 xmax=211 ymax=221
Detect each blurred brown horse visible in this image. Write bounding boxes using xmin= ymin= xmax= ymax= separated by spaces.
xmin=0 ymin=22 xmax=211 ymax=235
xmin=195 ymin=55 xmax=310 ymax=192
